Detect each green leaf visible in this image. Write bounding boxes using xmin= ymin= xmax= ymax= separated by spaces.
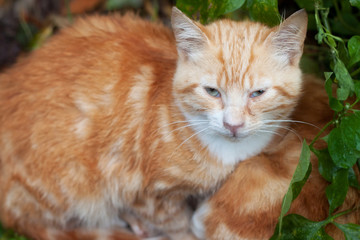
xmin=355 ymin=81 xmax=360 ymax=99
xmin=247 ymin=0 xmax=281 ymax=27
xmin=337 ymin=87 xmax=350 ymax=100
xmin=270 ymin=214 xmax=332 ymax=240
xmin=325 ymin=72 xmax=333 ymax=81
xmin=325 ymin=77 xmax=333 ymax=98
xmin=105 ymin=0 xmax=142 ymax=10
xmin=349 ymin=0 xmax=360 ymax=8
xmin=328 ymin=111 xmax=360 ymax=168
xmin=316 ymin=149 xmax=359 ymax=189
xmin=277 ymin=141 xmax=311 ymax=234
xmin=316 ymin=148 xmax=338 ymax=182
xmin=177 ymin=0 xmax=246 ymax=24
xmin=295 ymin=0 xmax=315 ymax=11
xmin=224 ymin=0 xmax=246 ymax=14
xmin=348 ymin=167 xmax=360 ymax=189
xmin=329 ymin=98 xmax=344 ymax=112
xmin=325 ymin=77 xmax=344 ymax=112
xmin=28 ymin=26 xmax=53 ymax=51
xmin=348 ymin=36 xmax=360 ymax=66
xmin=326 ymin=168 xmax=349 ymax=215
xmin=334 ymin=58 xmax=355 ymax=92
xmin=334 ymin=223 xmax=360 ymax=240
xmin=16 ymin=21 xmax=38 ymax=50
xmin=338 ymin=42 xmax=350 ymax=67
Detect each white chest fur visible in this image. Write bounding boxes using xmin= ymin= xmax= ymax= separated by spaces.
xmin=197 ymin=130 xmax=274 ymax=166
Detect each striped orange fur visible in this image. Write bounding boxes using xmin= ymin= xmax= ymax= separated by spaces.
xmin=1 ymin=7 xmax=314 ymax=240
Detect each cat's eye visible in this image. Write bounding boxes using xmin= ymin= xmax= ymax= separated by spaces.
xmin=250 ymin=90 xmax=266 ymax=98
xmin=205 ymin=87 xmax=221 ymax=98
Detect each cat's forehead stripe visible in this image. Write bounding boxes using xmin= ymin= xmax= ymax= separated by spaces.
xmin=209 ymin=21 xmax=271 ymax=89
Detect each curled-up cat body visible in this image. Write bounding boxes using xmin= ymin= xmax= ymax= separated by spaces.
xmin=192 ymin=76 xmax=360 ymax=240
xmin=0 ymin=7 xmax=308 ymax=240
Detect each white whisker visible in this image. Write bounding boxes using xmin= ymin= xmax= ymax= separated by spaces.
xmin=162 ymin=122 xmax=207 ymax=139
xmin=263 ymin=119 xmax=320 ymax=129
xmin=263 ymin=124 xmax=303 ymax=142
xmin=151 ymin=120 xmax=209 ymax=135
xmin=255 ymin=129 xmax=283 ymax=138
xmin=169 ymin=127 xmax=209 ymax=160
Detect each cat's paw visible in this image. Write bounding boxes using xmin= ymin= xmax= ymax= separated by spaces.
xmin=191 ymin=203 xmax=210 ymax=240
xmin=167 ymin=231 xmax=199 ymax=240
xmin=121 ymin=212 xmax=161 ymax=238
xmin=141 ymin=236 xmax=169 ymax=240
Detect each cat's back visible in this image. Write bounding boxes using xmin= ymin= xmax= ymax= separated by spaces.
xmin=0 ymin=13 xmax=177 ymax=128
xmin=0 ymin=13 xmax=177 ymax=192
xmin=0 ymin=13 xmax=176 ymax=85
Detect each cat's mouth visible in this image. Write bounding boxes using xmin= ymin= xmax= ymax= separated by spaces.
xmin=223 ymin=131 xmax=250 ymax=141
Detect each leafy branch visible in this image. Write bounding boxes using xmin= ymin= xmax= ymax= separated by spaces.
xmin=272 ymin=0 xmax=360 ymax=239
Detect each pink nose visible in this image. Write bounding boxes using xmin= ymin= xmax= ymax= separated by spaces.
xmin=223 ymin=122 xmax=244 ymax=136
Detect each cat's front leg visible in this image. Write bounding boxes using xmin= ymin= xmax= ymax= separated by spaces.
xmin=133 ymin=196 xmax=198 ymax=240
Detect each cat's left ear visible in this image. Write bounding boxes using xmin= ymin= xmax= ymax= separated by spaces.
xmin=271 ymin=9 xmax=308 ymax=66
xmin=171 ymin=7 xmax=209 ymax=60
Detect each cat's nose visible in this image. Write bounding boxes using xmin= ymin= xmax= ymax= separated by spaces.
xmin=223 ymin=121 xmax=244 ymax=136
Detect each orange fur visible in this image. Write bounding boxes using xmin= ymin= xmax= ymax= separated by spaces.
xmin=193 ymin=77 xmax=360 ymax=239
xmin=0 ymin=7 xmax=319 ymax=240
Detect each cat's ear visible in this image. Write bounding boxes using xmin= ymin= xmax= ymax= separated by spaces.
xmin=271 ymin=9 xmax=308 ymax=65
xmin=171 ymin=7 xmax=209 ymax=60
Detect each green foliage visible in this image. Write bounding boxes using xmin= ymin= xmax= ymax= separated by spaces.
xmin=0 ymin=223 xmax=28 ymax=240
xmin=325 ymin=168 xmax=349 ymax=215
xmin=176 ymin=0 xmax=280 ymax=25
xmin=348 ymin=36 xmax=360 ymax=66
xmin=277 ymin=142 xmax=312 ymax=234
xmin=246 ymin=0 xmax=281 ymax=26
xmin=328 ymin=111 xmax=360 ymax=168
xmin=350 ymin=0 xmax=360 ymax=8
xmin=105 ymin=0 xmax=142 ymax=10
xmin=333 ymin=223 xmax=360 ymax=239
xmin=273 ymin=0 xmax=360 ymax=239
xmin=176 ymin=0 xmax=246 ymax=23
xmin=271 ymin=214 xmax=332 ymax=240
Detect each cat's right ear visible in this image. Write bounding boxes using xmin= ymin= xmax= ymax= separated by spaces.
xmin=171 ymin=7 xmax=209 ymax=60
xmin=270 ymin=9 xmax=308 ymax=66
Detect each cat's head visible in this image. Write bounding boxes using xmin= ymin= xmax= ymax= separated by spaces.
xmin=171 ymin=8 xmax=307 ymax=163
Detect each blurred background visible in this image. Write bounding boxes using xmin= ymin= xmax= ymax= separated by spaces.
xmin=2 ymin=0 xmax=358 ymax=75
xmin=0 ymin=0 xmax=339 ymax=73
xmin=0 ymin=0 xmax=177 ymax=71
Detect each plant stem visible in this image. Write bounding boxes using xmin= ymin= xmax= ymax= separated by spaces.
xmin=351 ymin=98 xmax=360 ymax=109
xmin=325 ymin=33 xmax=344 ymax=43
xmin=19 ymin=15 xmax=33 ymax=41
xmin=309 ymin=120 xmax=334 ymax=149
xmin=327 ymin=208 xmax=355 ymax=223
xmin=65 ymin=0 xmax=73 ymax=23
xmin=321 ymin=9 xmax=331 ymax=33
xmin=351 ymin=67 xmax=360 ymax=77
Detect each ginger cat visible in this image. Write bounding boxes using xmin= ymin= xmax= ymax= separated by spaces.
xmin=192 ymin=76 xmax=360 ymax=239
xmin=1 ymin=7 xmax=308 ymax=240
